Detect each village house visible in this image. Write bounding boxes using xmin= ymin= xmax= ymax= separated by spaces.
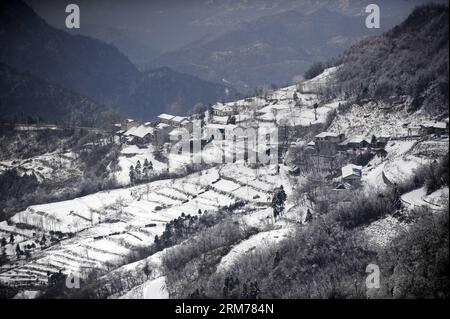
xmin=419 ymin=121 xmax=448 ymax=136
xmin=123 ymin=124 xmax=154 ymax=145
xmin=156 ymin=113 xmax=192 ymax=130
xmin=156 ymin=113 xmax=176 ymax=125
xmin=211 ymin=104 xmax=235 ymax=117
xmin=370 ymin=135 xmax=390 ymax=148
xmin=171 ymin=116 xmax=190 ymax=127
xmin=338 ymin=137 xmax=370 ymax=151
xmin=341 ymin=164 xmax=363 ymax=188
xmin=210 ymin=115 xmax=230 ymax=125
xmin=313 ymin=132 xmax=346 ymax=155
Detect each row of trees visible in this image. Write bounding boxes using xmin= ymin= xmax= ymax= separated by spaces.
xmin=129 ymin=159 xmax=154 ymax=184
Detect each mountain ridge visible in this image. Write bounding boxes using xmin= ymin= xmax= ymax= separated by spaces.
xmin=0 ymin=0 xmax=234 ymax=122
xmin=149 ymin=8 xmax=384 ymax=91
xmin=0 ymin=62 xmax=123 ymax=127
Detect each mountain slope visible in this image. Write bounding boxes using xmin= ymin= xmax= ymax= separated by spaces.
xmin=0 ymin=0 xmax=233 ymax=121
xmin=331 ymin=4 xmax=449 ymax=115
xmin=150 ymin=9 xmax=383 ymax=91
xmin=124 ymin=67 xmax=235 ymax=119
xmin=68 ymin=24 xmax=162 ymax=69
xmin=0 ymin=63 xmax=122 ymax=127
xmin=0 ymin=0 xmax=138 ymax=108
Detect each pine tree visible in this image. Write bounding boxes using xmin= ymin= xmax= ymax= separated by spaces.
xmin=154 ymin=235 xmax=161 ymax=250
xmin=305 ymin=208 xmax=313 ymax=223
xmin=143 ymin=262 xmax=151 ymax=279
xmin=148 ymin=161 xmax=153 ymax=170
xmin=1 ymin=237 xmax=7 ymax=247
xmin=9 ymin=234 xmax=14 ymax=244
xmin=143 ymin=166 xmax=148 ymax=178
xmin=272 ymin=185 xmax=287 ymax=219
xmin=15 ymin=244 xmax=22 ymax=258
xmin=129 ymin=165 xmax=135 ymax=184
xmin=143 ymin=158 xmax=149 ymax=178
xmin=135 ymin=160 xmax=142 ymax=180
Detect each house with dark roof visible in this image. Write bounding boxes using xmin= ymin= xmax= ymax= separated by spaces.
xmin=313 ymin=132 xmax=345 ymax=155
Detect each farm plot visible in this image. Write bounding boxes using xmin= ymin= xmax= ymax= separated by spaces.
xmin=0 ymin=166 xmax=263 ymax=288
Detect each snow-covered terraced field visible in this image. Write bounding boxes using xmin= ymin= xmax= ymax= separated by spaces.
xmin=362 ymin=139 xmax=448 ymax=190
xmin=115 ymin=145 xmax=168 ymax=186
xmin=0 ymin=164 xmax=282 ymax=288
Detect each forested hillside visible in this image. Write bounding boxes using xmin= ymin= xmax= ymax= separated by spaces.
xmin=329 ymin=4 xmax=449 ymax=115
xmin=0 ymin=0 xmax=234 ymax=122
xmin=0 ymin=63 xmax=122 ymax=127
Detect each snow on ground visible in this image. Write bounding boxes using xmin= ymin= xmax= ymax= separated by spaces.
xmin=365 ymin=186 xmax=448 ymax=249
xmin=216 ymin=227 xmax=292 ymax=272
xmin=2 ymin=66 xmax=448 ymax=296
xmin=363 ymin=140 xmax=426 ymax=189
xmin=0 ymin=151 xmax=80 ymax=183
xmin=401 ymin=187 xmax=449 ymax=211
xmin=301 ymin=66 xmax=339 ymax=93
xmin=119 ymin=276 xmax=169 ymax=299
xmin=425 ymin=187 xmax=449 ymax=207
xmin=115 ymin=145 xmax=167 ymax=185
xmin=328 ymin=101 xmax=434 ymax=138
xmin=12 ymin=290 xmax=41 ymax=299
xmin=0 ymin=163 xmax=282 ymax=288
xmin=364 ymin=216 xmax=407 ymax=249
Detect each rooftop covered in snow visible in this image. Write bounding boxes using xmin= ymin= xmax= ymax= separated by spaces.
xmin=124 ymin=125 xmax=154 ymax=138
xmin=341 ymin=164 xmax=363 ymax=179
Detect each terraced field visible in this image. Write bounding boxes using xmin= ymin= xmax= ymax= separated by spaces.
xmin=0 ymin=163 xmax=284 ymax=288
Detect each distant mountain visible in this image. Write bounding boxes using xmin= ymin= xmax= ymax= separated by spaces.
xmin=26 ymin=0 xmax=440 ymax=55
xmin=0 ymin=0 xmax=234 ymax=122
xmin=331 ymin=4 xmax=449 ymax=115
xmin=149 ymin=9 xmax=384 ymax=91
xmin=124 ymin=67 xmax=236 ymax=119
xmin=67 ymin=24 xmax=162 ymax=70
xmin=0 ymin=63 xmax=122 ymax=127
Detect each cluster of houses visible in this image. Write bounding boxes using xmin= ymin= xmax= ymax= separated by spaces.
xmin=113 ymin=113 xmax=194 ymax=147
xmin=111 ymin=106 xmax=282 ymax=166
xmin=305 ymin=131 xmax=389 ymax=190
xmin=312 ymin=118 xmax=449 ymax=190
xmin=306 ymin=132 xmax=389 ymax=157
xmin=417 ymin=120 xmax=448 ymax=136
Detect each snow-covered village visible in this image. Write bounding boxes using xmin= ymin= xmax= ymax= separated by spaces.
xmin=0 ymin=0 xmax=448 ymax=302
